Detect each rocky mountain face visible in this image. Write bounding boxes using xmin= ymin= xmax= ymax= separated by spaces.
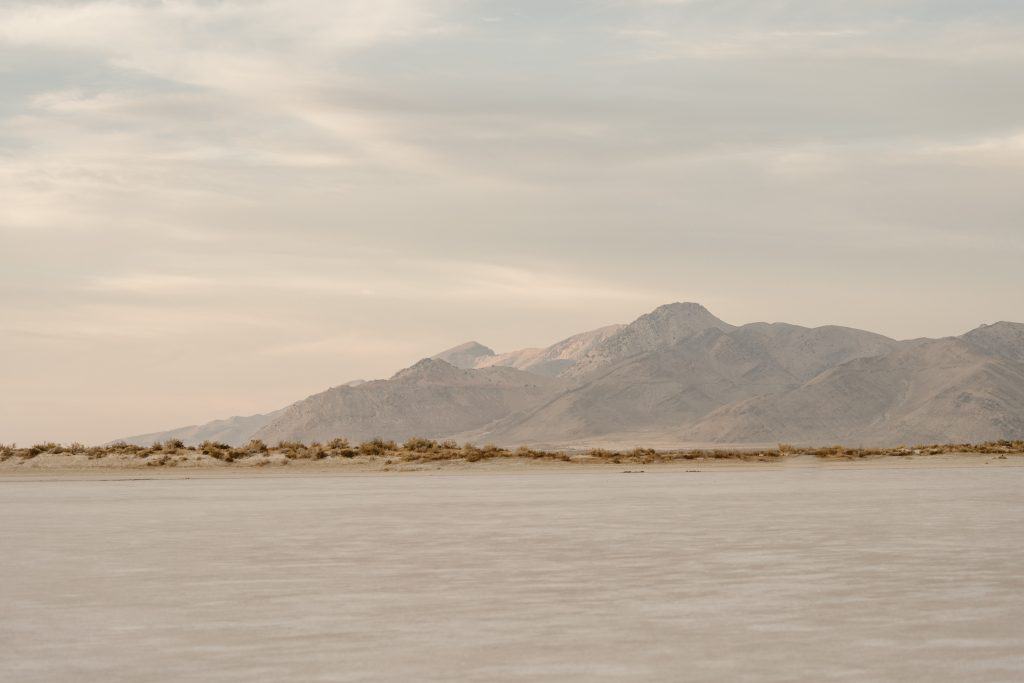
xmin=960 ymin=322 xmax=1024 ymax=363
xmin=119 ymin=304 xmax=1024 ymax=448
xmin=119 ymin=410 xmax=286 ymax=448
xmin=252 ymin=359 xmax=562 ymax=445
xmin=562 ymin=302 xmax=736 ymax=378
xmin=431 ymin=341 xmax=495 ymax=369
xmin=470 ymin=324 xmax=625 ymax=377
xmin=682 ymin=336 xmax=1024 ymax=446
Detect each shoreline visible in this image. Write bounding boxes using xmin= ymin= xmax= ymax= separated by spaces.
xmin=3 ymin=452 xmax=1023 ymax=479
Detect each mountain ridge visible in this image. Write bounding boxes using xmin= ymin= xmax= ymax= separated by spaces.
xmin=118 ymin=303 xmax=1024 ymax=447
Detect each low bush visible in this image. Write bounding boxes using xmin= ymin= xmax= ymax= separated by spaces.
xmin=4 ymin=437 xmax=1022 ymax=468
xmin=403 ymin=437 xmax=438 ymax=453
xmin=244 ymin=439 xmax=268 ymax=453
xmin=359 ymin=438 xmax=397 ymax=456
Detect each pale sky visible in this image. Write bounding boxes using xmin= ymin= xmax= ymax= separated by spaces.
xmin=2 ymin=0 xmax=1023 ymax=444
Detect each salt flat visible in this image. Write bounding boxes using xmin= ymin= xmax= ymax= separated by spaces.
xmin=2 ymin=466 xmax=1023 ymax=681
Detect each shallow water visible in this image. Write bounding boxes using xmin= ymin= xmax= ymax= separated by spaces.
xmin=2 ymin=467 xmax=1023 ymax=681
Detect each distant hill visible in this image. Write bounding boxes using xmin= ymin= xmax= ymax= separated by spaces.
xmin=253 ymin=360 xmax=562 ymax=444
xmin=116 ymin=304 xmax=1024 ymax=447
xmin=117 ymin=380 xmax=364 ymax=446
xmin=118 ymin=409 xmax=286 ymax=447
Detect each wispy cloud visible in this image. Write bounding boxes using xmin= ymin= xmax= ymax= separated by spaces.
xmin=78 ymin=257 xmax=656 ymax=306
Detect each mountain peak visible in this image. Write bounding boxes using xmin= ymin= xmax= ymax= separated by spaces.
xmin=560 ymin=302 xmax=734 ymax=377
xmin=392 ymin=357 xmax=464 ymax=381
xmin=654 ymin=301 xmax=708 ymax=312
xmin=431 ymin=341 xmax=496 ymax=369
xmin=630 ymin=302 xmax=734 ymax=334
xmin=647 ymin=301 xmax=718 ymax=320
xmin=961 ymin=320 xmax=1024 ymax=362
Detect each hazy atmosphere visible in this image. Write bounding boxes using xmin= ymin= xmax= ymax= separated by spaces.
xmin=3 ymin=0 xmax=1023 ymax=445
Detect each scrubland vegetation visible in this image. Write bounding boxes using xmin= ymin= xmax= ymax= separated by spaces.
xmin=1 ymin=438 xmax=1022 ymax=468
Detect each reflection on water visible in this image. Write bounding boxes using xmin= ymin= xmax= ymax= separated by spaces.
xmin=2 ymin=468 xmax=1023 ymax=681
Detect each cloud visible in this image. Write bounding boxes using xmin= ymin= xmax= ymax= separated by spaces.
xmin=0 ymin=1 xmax=452 ymax=69
xmin=920 ymin=131 xmax=1024 ymax=166
xmin=77 ymin=257 xmax=656 ymax=307
xmin=612 ymin=2 xmax=1024 ymax=63
xmin=86 ymin=274 xmax=215 ymax=293
xmin=0 ymin=0 xmax=458 ymax=201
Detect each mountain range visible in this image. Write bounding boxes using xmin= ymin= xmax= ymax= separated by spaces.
xmin=120 ymin=303 xmax=1024 ymax=448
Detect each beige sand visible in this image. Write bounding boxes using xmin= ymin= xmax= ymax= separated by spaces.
xmin=2 ymin=451 xmax=1023 ymax=477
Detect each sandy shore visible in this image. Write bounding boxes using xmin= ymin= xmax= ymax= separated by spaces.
xmin=2 ymin=451 xmax=1022 ymax=479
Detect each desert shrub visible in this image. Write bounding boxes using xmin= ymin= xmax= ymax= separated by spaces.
xmin=200 ymin=440 xmax=235 ymax=462
xmin=359 ymin=438 xmax=396 ymax=456
xmin=711 ymin=449 xmax=742 ymax=459
xmin=300 ymin=443 xmax=328 ymax=460
xmin=244 ymin=439 xmax=268 ymax=453
xmin=3 ymin=437 xmax=1017 ymax=469
xmin=510 ymin=446 xmax=567 ymax=460
xmin=282 ymin=445 xmax=317 ymax=460
xmin=324 ymin=437 xmax=355 ymax=457
xmin=458 ymin=443 xmax=506 ymax=461
xmin=403 ymin=437 xmax=438 ymax=453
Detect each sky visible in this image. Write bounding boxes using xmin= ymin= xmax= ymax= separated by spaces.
xmin=2 ymin=0 xmax=1023 ymax=444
